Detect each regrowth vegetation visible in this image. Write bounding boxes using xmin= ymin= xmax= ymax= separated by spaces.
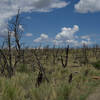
xmin=0 ymin=10 xmax=100 ymax=100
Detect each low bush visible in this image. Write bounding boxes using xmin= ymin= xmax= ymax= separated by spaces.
xmin=92 ymin=61 xmax=100 ymax=70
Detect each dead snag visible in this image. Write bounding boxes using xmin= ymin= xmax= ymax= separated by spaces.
xmin=81 ymin=44 xmax=88 ymax=65
xmin=0 ymin=40 xmax=6 ymax=75
xmin=68 ymin=73 xmax=73 ymax=83
xmin=61 ymin=45 xmax=69 ymax=68
xmin=0 ymin=49 xmax=9 ymax=76
xmin=0 ymin=9 xmax=23 ymax=78
xmin=52 ymin=45 xmax=59 ymax=64
xmin=35 ymin=71 xmax=43 ymax=87
xmin=33 ymin=50 xmax=49 ymax=87
xmin=0 ymin=31 xmax=13 ymax=78
xmin=14 ymin=9 xmax=21 ymax=54
xmin=7 ymin=31 xmax=13 ymax=77
xmin=11 ymin=9 xmax=23 ymax=72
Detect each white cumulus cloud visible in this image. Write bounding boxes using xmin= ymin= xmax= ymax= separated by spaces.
xmin=0 ymin=0 xmax=68 ymax=37
xmin=75 ymin=0 xmax=100 ymax=13
xmin=55 ymin=25 xmax=79 ymax=41
xmin=81 ymin=35 xmax=90 ymax=40
xmin=53 ymin=25 xmax=93 ymax=46
xmin=33 ymin=25 xmax=93 ymax=46
xmin=52 ymin=25 xmax=79 ymax=46
xmin=34 ymin=33 xmax=48 ymax=43
xmin=26 ymin=33 xmax=33 ymax=37
xmin=81 ymin=40 xmax=92 ymax=45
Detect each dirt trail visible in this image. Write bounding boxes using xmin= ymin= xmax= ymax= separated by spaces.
xmin=86 ymin=86 xmax=100 ymax=100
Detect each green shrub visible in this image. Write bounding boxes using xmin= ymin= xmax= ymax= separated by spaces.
xmin=92 ymin=61 xmax=100 ymax=70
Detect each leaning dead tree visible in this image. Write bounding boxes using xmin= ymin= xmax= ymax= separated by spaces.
xmin=61 ymin=45 xmax=69 ymax=68
xmin=0 ymin=9 xmax=23 ymax=77
xmin=33 ymin=49 xmax=49 ymax=87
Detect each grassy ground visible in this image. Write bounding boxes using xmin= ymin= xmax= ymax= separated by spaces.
xmin=0 ymin=49 xmax=100 ymax=100
xmin=0 ymin=64 xmax=100 ymax=100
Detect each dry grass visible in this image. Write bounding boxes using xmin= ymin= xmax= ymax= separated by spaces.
xmin=0 ymin=48 xmax=100 ymax=100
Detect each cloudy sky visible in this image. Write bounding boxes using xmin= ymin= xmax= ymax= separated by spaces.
xmin=0 ymin=0 xmax=100 ymax=47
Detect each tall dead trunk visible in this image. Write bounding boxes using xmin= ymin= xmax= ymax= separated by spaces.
xmin=61 ymin=45 xmax=69 ymax=68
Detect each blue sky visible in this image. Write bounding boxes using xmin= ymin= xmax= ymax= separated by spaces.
xmin=0 ymin=0 xmax=100 ymax=47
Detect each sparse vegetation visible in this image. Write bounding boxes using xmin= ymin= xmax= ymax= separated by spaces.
xmin=0 ymin=10 xmax=100 ymax=100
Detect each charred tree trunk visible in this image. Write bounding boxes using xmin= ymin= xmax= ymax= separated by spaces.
xmin=61 ymin=45 xmax=69 ymax=68
xmin=33 ymin=50 xmax=49 ymax=87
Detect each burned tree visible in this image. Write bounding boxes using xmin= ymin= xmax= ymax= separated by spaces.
xmin=0 ymin=9 xmax=23 ymax=77
xmin=33 ymin=49 xmax=49 ymax=87
xmin=61 ymin=45 xmax=69 ymax=68
xmin=68 ymin=73 xmax=73 ymax=83
xmin=81 ymin=44 xmax=89 ymax=66
xmin=35 ymin=71 xmax=43 ymax=87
